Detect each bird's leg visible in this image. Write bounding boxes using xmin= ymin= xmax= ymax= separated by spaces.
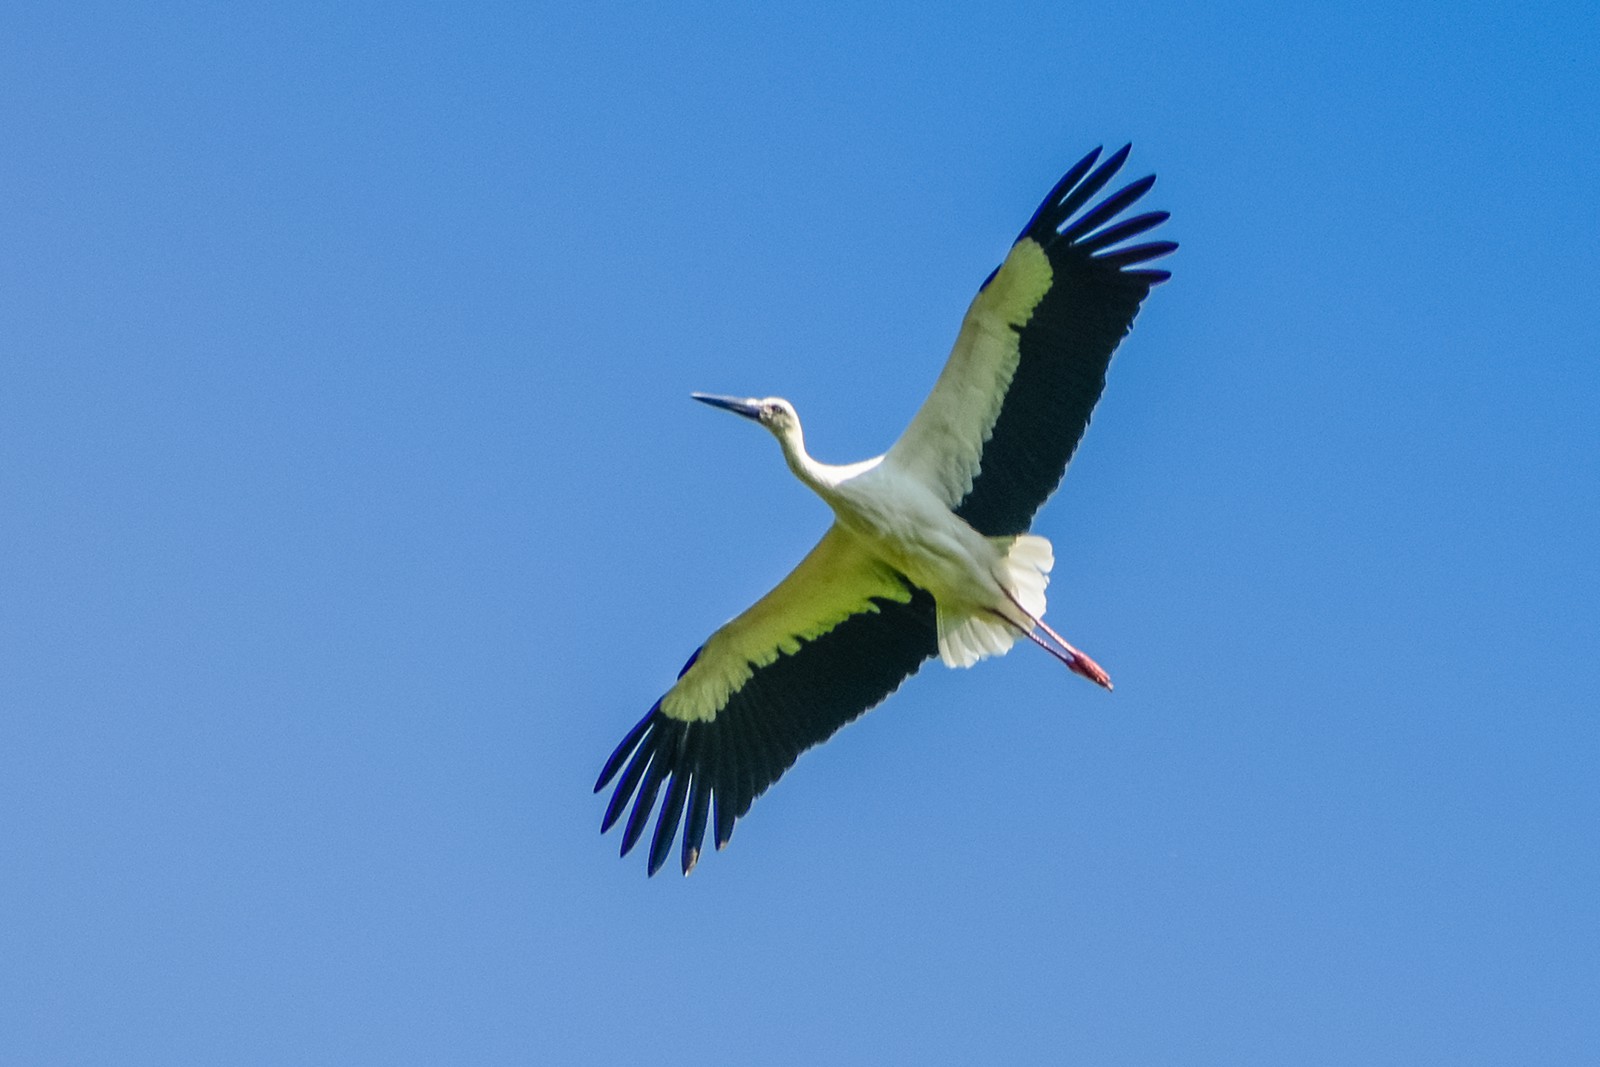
xmin=1016 ymin=623 xmax=1081 ymax=669
xmin=995 ymin=591 xmax=1114 ymax=691
xmin=1034 ymin=616 xmax=1113 ymax=690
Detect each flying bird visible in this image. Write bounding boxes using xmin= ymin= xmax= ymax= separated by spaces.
xmin=596 ymin=145 xmax=1175 ymax=876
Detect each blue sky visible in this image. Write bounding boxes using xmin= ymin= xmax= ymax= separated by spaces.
xmin=3 ymin=1 xmax=1597 ymax=1062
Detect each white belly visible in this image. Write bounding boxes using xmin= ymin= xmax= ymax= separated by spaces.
xmin=825 ymin=471 xmax=1003 ymax=610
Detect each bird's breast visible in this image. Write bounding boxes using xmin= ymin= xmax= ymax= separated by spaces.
xmin=825 ymin=475 xmax=999 ymax=606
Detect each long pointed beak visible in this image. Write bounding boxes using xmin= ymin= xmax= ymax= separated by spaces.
xmin=691 ymin=393 xmax=763 ymax=421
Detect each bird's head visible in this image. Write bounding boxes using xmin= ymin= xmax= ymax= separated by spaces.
xmin=691 ymin=393 xmax=799 ymax=438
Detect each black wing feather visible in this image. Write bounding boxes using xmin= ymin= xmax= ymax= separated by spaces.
xmin=1013 ymin=145 xmax=1103 ymax=242
xmin=1076 ymin=211 xmax=1169 ymax=254
xmin=712 ymin=784 xmax=737 ymax=852
xmin=619 ymin=744 xmax=670 ymax=857
xmin=682 ymin=766 xmax=713 ymax=874
xmin=648 ymin=756 xmax=693 ymax=876
xmin=1059 ymin=174 xmax=1156 ymax=243
xmin=599 ymin=731 xmax=654 ymax=833
xmin=594 ymin=707 xmax=653 ymax=794
xmin=1094 ymin=241 xmax=1179 ymax=269
xmin=597 ymin=588 xmax=938 ymax=875
xmin=1027 ymin=143 xmax=1131 ymax=238
xmin=954 ymin=146 xmax=1175 ymax=537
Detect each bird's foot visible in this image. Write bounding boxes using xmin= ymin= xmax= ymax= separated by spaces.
xmin=991 ymin=588 xmax=1114 ymax=691
xmin=1034 ymin=616 xmax=1113 ymax=691
xmin=1063 ymin=646 xmax=1113 ymax=691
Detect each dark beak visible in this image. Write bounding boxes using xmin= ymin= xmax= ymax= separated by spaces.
xmin=691 ymin=393 xmax=763 ymax=422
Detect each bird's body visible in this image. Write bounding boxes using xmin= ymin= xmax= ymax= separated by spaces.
xmin=596 ymin=145 xmax=1175 ymax=875
xmin=742 ymin=425 xmax=1045 ymax=666
xmin=839 ymin=470 xmax=1012 ymax=627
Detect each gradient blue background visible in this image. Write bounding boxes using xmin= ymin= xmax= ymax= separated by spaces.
xmin=3 ymin=2 xmax=1597 ymax=1063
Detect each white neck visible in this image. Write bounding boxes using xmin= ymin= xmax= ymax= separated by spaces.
xmin=773 ymin=421 xmax=829 ymax=490
xmin=771 ymin=418 xmax=881 ymax=495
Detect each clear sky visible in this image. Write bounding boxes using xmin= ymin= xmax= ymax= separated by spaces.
xmin=3 ymin=2 xmax=1597 ymax=1063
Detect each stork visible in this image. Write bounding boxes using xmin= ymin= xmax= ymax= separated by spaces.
xmin=595 ymin=145 xmax=1175 ymax=876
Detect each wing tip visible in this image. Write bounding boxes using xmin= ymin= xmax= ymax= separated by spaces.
xmin=1023 ymin=142 xmax=1148 ymax=246
xmin=594 ymin=702 xmax=659 ymax=793
xmin=599 ymin=703 xmax=721 ymax=876
xmin=1029 ymin=145 xmax=1174 ymax=283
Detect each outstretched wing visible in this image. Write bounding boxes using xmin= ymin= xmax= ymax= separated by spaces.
xmin=595 ymin=525 xmax=937 ymax=876
xmin=887 ymin=145 xmax=1176 ymax=537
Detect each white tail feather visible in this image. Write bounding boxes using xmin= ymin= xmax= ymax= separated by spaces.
xmin=937 ymin=611 xmax=1017 ymax=668
xmin=1002 ymin=534 xmax=1053 ymax=621
xmin=934 ymin=535 xmax=1055 ymax=668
